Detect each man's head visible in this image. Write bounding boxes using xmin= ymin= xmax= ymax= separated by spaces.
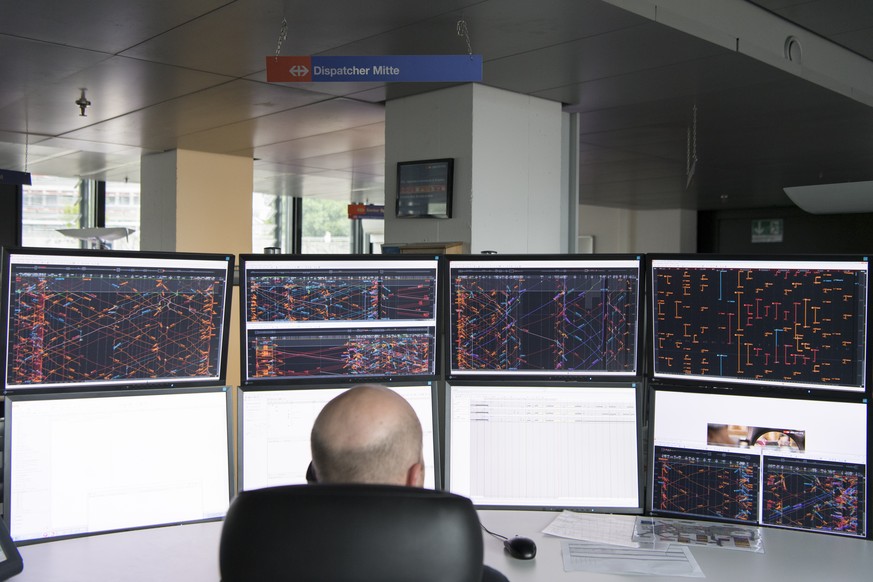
xmin=310 ymin=384 xmax=424 ymax=487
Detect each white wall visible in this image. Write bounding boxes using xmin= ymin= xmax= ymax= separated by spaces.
xmin=140 ymin=150 xmax=178 ymax=252
xmin=578 ymin=204 xmax=697 ymax=253
xmin=470 ymin=85 xmax=564 ymax=254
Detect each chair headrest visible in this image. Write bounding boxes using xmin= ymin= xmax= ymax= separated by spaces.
xmin=219 ymin=484 xmax=484 ymax=582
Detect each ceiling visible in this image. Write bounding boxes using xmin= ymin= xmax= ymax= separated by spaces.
xmin=1 ymin=0 xmax=873 ymax=210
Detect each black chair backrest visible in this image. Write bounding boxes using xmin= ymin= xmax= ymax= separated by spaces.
xmin=219 ymin=484 xmax=485 ymax=582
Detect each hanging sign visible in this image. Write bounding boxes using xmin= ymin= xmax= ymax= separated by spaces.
xmin=347 ymin=203 xmax=384 ymax=219
xmin=266 ymin=55 xmax=482 ymax=83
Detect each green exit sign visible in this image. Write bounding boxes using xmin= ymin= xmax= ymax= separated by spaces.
xmin=751 ymin=219 xmax=783 ymax=243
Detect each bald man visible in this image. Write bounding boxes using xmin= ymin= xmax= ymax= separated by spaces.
xmin=309 ymin=384 xmax=509 ymax=582
xmin=310 ymin=384 xmax=425 ymax=487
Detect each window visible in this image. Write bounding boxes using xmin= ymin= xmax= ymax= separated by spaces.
xmin=22 ymin=175 xmax=82 ymax=248
xmin=252 ymin=191 xmax=280 ymax=252
xmin=105 ymin=180 xmax=141 ymax=250
xmin=22 ymin=176 xmax=141 ymax=250
xmin=301 ymin=198 xmax=350 ymax=254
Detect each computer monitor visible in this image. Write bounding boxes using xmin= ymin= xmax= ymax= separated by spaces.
xmin=445 ymin=382 xmax=643 ymax=511
xmin=239 ymin=255 xmax=440 ymax=385
xmin=447 ymin=255 xmax=643 ymax=379
xmin=4 ymin=387 xmax=233 ymax=543
xmin=649 ymin=385 xmax=868 ymax=538
xmin=649 ymin=256 xmax=869 ymax=393
xmin=238 ymin=383 xmax=439 ymax=491
xmin=1 ymin=247 xmax=235 ymax=393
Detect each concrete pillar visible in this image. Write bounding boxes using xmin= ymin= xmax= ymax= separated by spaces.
xmin=140 ymin=149 xmax=253 ymax=254
xmin=140 ymin=148 xmax=253 ymax=388
xmin=385 ymin=84 xmax=568 ymax=254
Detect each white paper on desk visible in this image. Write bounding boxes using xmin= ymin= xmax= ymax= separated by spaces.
xmin=561 ymin=540 xmax=705 ymax=577
xmin=542 ymin=510 xmax=639 ymax=548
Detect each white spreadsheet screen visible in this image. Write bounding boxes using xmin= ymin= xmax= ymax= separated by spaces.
xmin=240 ymin=384 xmax=437 ymax=490
xmin=7 ymin=389 xmax=231 ymax=543
xmin=447 ymin=385 xmax=640 ymax=509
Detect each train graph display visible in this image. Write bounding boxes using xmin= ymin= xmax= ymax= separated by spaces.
xmin=651 ymin=257 xmax=869 ymax=392
xmin=448 ymin=257 xmax=641 ymax=377
xmin=1 ymin=249 xmax=234 ymax=392
xmin=650 ymin=387 xmax=867 ymax=538
xmin=240 ymin=256 xmax=440 ymax=384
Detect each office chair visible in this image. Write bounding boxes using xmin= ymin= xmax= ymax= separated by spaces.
xmin=219 ymin=483 xmax=486 ymax=582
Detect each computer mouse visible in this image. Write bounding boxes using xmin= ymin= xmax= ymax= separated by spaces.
xmin=503 ymin=536 xmax=537 ymax=560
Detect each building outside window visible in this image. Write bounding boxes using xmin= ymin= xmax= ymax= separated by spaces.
xmin=253 ymin=194 xmax=356 ymax=254
xmin=301 ymin=197 xmax=351 ymax=254
xmin=252 ymin=191 xmax=280 ymax=252
xmin=105 ymin=180 xmax=141 ymax=250
xmin=23 ymin=176 xmax=141 ymax=250
xmin=22 ymin=175 xmax=82 ymax=248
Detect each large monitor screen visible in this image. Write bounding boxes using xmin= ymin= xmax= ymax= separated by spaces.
xmin=446 ymin=383 xmax=642 ymax=511
xmin=448 ymin=256 xmax=642 ymax=378
xmin=4 ymin=387 xmax=233 ymax=543
xmin=650 ymin=256 xmax=869 ymax=392
xmin=239 ymin=256 xmax=440 ymax=385
xmin=649 ymin=386 xmax=868 ymax=538
xmin=1 ymin=248 xmax=234 ymax=393
xmin=396 ymin=158 xmax=453 ymax=219
xmin=238 ymin=383 xmax=439 ymax=490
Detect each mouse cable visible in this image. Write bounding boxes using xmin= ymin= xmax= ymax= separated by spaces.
xmin=480 ymin=522 xmax=508 ymax=541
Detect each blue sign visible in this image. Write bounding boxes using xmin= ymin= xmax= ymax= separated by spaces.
xmin=267 ymin=55 xmax=483 ymax=83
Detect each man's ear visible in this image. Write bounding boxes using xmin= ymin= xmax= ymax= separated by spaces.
xmin=406 ymin=462 xmax=425 ymax=488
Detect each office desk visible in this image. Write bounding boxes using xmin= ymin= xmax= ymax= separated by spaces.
xmin=14 ymin=511 xmax=873 ymax=581
xmin=478 ymin=510 xmax=873 ymax=580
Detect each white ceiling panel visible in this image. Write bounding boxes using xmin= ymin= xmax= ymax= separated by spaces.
xmin=0 ymin=36 xmax=111 ymax=110
xmin=484 ymin=23 xmax=725 ymax=96
xmin=0 ymin=57 xmax=233 ymax=137
xmin=175 ymin=98 xmax=384 ymax=153
xmin=2 ymin=0 xmax=873 ymax=211
xmin=0 ymin=0 xmax=232 ymax=54
xmin=248 ymin=125 xmax=385 ymax=166
xmin=121 ymin=0 xmax=483 ymax=78
xmin=61 ymin=80 xmax=338 ymax=150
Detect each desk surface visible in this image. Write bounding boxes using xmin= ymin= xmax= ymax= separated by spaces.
xmin=479 ymin=510 xmax=873 ymax=581
xmin=14 ymin=510 xmax=873 ymax=581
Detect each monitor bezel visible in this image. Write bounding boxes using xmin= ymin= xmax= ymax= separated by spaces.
xmin=395 ymin=158 xmax=454 ymax=219
xmin=3 ymin=385 xmax=235 ymax=545
xmin=646 ymin=380 xmax=870 ymax=539
xmin=445 ymin=254 xmax=645 ymax=381
xmin=646 ymin=253 xmax=871 ymax=395
xmin=238 ymin=253 xmax=442 ymax=387
xmin=444 ymin=379 xmax=645 ymax=513
xmin=236 ymin=381 xmax=442 ymax=492
xmin=0 ymin=246 xmax=235 ymax=394
xmin=0 ymin=517 xmax=23 ymax=581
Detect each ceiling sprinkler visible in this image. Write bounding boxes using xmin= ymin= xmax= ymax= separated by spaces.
xmin=75 ymin=89 xmax=91 ymax=117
